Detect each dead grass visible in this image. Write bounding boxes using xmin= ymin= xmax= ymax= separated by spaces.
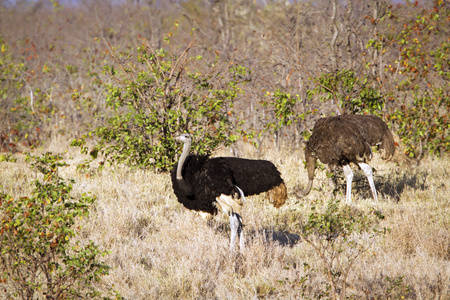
xmin=0 ymin=139 xmax=449 ymax=299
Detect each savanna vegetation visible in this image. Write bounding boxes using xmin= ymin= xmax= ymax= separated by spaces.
xmin=0 ymin=0 xmax=449 ymax=299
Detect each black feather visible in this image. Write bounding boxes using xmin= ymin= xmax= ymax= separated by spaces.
xmin=171 ymin=155 xmax=286 ymax=215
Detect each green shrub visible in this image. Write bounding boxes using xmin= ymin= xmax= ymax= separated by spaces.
xmin=298 ymin=200 xmax=386 ymax=299
xmin=73 ymin=30 xmax=253 ymax=171
xmin=368 ymin=0 xmax=449 ymax=158
xmin=307 ymin=70 xmax=385 ymax=115
xmin=0 ymin=152 xmax=119 ymax=299
xmin=0 ymin=35 xmax=51 ymax=151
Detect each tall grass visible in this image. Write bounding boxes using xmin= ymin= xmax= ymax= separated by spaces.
xmin=1 ymin=139 xmax=449 ymax=299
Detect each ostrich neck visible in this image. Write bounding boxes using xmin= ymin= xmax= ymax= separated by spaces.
xmin=296 ymin=148 xmax=316 ymax=198
xmin=176 ymin=140 xmax=191 ymax=180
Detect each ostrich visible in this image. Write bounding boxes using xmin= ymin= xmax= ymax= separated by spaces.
xmin=171 ymin=133 xmax=287 ymax=250
xmin=296 ymin=114 xmax=395 ymax=204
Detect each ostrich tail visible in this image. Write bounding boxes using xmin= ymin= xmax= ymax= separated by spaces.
xmin=381 ymin=131 xmax=396 ymax=160
xmin=266 ymin=182 xmax=288 ymax=208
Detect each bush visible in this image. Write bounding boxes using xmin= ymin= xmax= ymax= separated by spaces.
xmin=298 ymin=200 xmax=386 ymax=299
xmin=0 ymin=152 xmax=119 ymax=299
xmin=307 ymin=70 xmax=385 ymax=115
xmin=368 ymin=0 xmax=449 ymax=158
xmin=0 ymin=35 xmax=51 ymax=152
xmin=73 ymin=30 xmax=253 ymax=171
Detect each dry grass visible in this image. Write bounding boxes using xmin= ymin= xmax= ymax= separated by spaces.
xmin=1 ymin=138 xmax=449 ymax=299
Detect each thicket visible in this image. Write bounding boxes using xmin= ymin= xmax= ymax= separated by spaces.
xmin=297 ymin=201 xmax=388 ymax=299
xmin=72 ymin=31 xmax=254 ymax=171
xmin=0 ymin=0 xmax=448 ymax=163
xmin=0 ymin=153 xmax=119 ymax=299
xmin=371 ymin=0 xmax=449 ymax=158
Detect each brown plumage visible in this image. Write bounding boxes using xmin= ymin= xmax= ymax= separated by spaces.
xmin=296 ymin=114 xmax=395 ymax=204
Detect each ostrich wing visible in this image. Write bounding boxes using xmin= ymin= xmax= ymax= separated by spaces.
xmin=339 ymin=115 xmax=385 ymax=145
xmin=214 ymin=157 xmax=284 ymax=196
xmin=335 ymin=115 xmax=395 ymax=159
xmin=308 ymin=117 xmax=372 ymax=165
xmin=191 ymin=159 xmax=242 ymax=214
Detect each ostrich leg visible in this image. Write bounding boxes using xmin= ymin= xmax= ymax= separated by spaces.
xmin=217 ymin=185 xmax=246 ymax=251
xmin=358 ymin=162 xmax=378 ymax=201
xmin=342 ymin=165 xmax=354 ymax=204
xmin=229 ymin=212 xmax=244 ymax=251
xmin=234 ymin=186 xmax=245 ymax=250
xmin=230 ymin=186 xmax=246 ymax=251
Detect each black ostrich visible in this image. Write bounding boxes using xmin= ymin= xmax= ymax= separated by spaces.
xmin=296 ymin=114 xmax=395 ymax=204
xmin=171 ymin=133 xmax=287 ymax=250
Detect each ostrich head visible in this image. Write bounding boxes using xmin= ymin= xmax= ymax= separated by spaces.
xmin=175 ymin=133 xmax=192 ymax=144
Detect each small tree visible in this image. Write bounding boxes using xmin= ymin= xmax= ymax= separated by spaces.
xmin=299 ymin=200 xmax=385 ymax=299
xmin=0 ymin=36 xmax=33 ymax=152
xmin=0 ymin=152 xmax=117 ymax=299
xmin=261 ymin=70 xmax=383 ymax=150
xmin=366 ymin=0 xmax=449 ymax=159
xmin=72 ymin=29 xmax=253 ymax=171
xmin=0 ymin=35 xmax=59 ymax=152
xmin=308 ymin=70 xmax=385 ymax=115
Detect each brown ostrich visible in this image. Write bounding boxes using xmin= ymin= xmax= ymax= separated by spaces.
xmin=296 ymin=114 xmax=395 ymax=204
xmin=171 ymin=133 xmax=287 ymax=250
